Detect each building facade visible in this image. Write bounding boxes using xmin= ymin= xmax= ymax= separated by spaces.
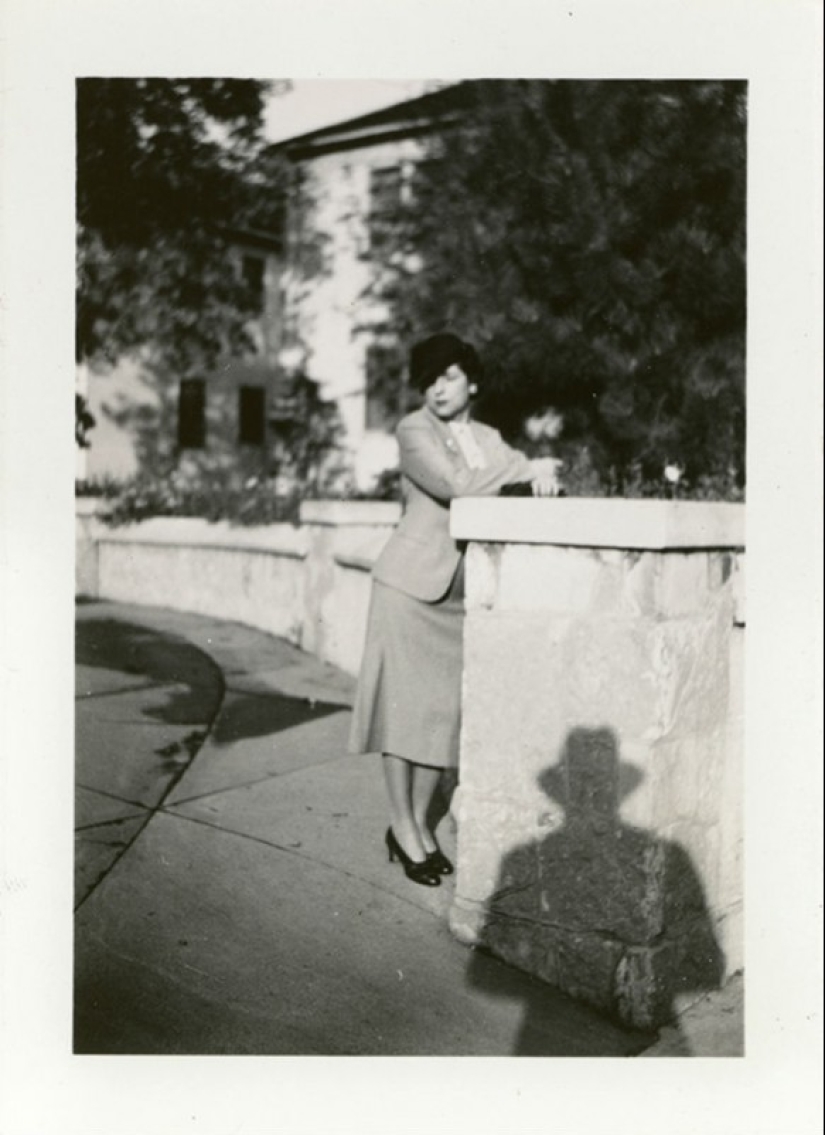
xmin=77 ymin=85 xmax=466 ymax=489
xmin=76 ymin=228 xmax=285 ymax=483
xmin=272 ymin=84 xmax=464 ymax=487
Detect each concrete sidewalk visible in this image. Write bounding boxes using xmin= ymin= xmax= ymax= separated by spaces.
xmin=74 ymin=599 xmax=743 ymax=1056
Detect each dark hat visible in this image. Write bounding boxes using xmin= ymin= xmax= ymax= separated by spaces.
xmin=408 ymin=332 xmax=483 ymax=393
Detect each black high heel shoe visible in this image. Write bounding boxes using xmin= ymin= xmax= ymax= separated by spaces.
xmin=425 ymin=844 xmax=454 ymax=876
xmin=385 ymin=828 xmax=440 ymax=887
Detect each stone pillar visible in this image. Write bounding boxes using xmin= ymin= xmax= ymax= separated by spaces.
xmin=449 ymin=498 xmax=744 ymax=1029
xmin=75 ymin=498 xmax=102 ymax=598
xmin=298 ymin=500 xmax=400 ymax=659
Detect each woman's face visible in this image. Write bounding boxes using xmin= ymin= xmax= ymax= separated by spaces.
xmin=424 ymin=364 xmax=473 ymax=422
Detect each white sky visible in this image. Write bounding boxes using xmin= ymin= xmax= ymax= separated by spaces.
xmin=263 ymin=79 xmax=440 ymax=143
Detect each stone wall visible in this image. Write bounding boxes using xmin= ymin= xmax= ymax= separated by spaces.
xmin=76 ymin=500 xmax=400 ymax=674
xmin=299 ymin=501 xmax=400 ymax=674
xmin=77 ymin=495 xmax=745 ymax=1027
xmin=76 ymin=498 xmax=103 ymax=597
xmin=448 ymin=497 xmax=745 ymax=1030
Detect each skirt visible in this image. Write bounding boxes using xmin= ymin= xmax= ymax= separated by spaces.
xmin=348 ymin=561 xmax=465 ymax=769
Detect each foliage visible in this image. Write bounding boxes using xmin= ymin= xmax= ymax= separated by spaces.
xmin=75 ymin=394 xmax=96 ymax=447
xmin=75 ymin=475 xmax=125 ymax=499
xmin=77 ymin=78 xmax=288 ymax=368
xmin=368 ymin=80 xmax=746 ymax=497
xmin=89 ymin=469 xmax=302 ymax=527
xmin=362 ymin=466 xmax=402 ymax=501
xmin=79 ymin=444 xmax=740 ymax=528
xmin=558 ymin=446 xmax=744 ymax=501
xmin=268 ymin=373 xmax=348 ymax=493
xmin=76 ymin=78 xmax=291 ymax=448
xmin=338 ymin=466 xmax=403 ymax=502
xmin=82 ymin=372 xmax=348 ymax=526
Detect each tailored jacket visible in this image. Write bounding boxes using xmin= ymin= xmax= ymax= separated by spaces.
xmin=372 ymin=406 xmax=532 ymax=602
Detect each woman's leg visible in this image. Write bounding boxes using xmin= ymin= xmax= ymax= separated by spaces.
xmin=411 ymin=764 xmax=443 ymax=854
xmin=382 ymin=754 xmax=427 ymax=862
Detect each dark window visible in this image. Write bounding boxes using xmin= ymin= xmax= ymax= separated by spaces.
xmin=368 ymin=166 xmax=403 ymax=252
xmin=411 ymin=158 xmax=443 ymax=206
xmin=239 ymin=385 xmax=266 ymax=445
xmin=178 ymin=379 xmax=205 ymax=448
xmin=365 ymin=344 xmax=404 ymax=431
xmin=241 ymin=254 xmax=266 ymax=311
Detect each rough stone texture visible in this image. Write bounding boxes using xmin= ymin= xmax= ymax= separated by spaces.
xmin=718 ymin=624 xmax=744 ymax=972
xmin=730 ymin=553 xmax=745 ymax=625
xmin=98 ymin=538 xmax=307 ymax=646
xmin=308 ymin=522 xmax=392 ymax=674
xmin=76 ymin=500 xmax=102 ymax=597
xmin=300 ymin=522 xmax=336 ymax=658
xmin=77 ymin=501 xmax=745 ymax=1028
xmin=299 ymin=499 xmax=401 ymax=527
xmin=325 ymin=554 xmax=379 ymax=676
xmin=453 ymin=521 xmax=744 ymax=1029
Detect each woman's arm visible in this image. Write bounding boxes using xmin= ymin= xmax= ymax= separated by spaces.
xmin=398 ymin=418 xmax=533 ymax=502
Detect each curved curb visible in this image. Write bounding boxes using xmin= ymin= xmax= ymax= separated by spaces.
xmin=74 ymin=617 xmax=229 ymax=913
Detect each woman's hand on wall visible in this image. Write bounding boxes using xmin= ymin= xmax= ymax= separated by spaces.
xmin=529 ymin=457 xmax=562 ymax=497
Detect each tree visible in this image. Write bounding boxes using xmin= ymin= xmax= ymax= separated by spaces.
xmin=268 ymin=373 xmax=346 ymax=494
xmin=76 ymin=78 xmax=290 ymax=446
xmin=75 ymin=393 xmax=95 ymax=448
xmin=369 ymin=80 xmax=746 ymax=496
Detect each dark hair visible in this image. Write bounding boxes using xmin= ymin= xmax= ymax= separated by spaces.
xmin=408 ymin=332 xmax=483 ymax=393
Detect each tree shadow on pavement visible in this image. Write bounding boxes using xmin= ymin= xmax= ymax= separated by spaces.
xmin=76 ymin=617 xmax=223 ymax=725
xmin=466 ymin=726 xmax=725 ymax=1055
xmin=76 ymin=616 xmax=345 ymax=743
xmin=211 ymin=691 xmax=345 ymax=745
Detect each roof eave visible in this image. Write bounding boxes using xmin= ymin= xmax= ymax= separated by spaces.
xmin=269 ymin=82 xmax=469 ymax=159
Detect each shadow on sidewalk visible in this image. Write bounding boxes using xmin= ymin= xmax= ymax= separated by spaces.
xmin=212 ymin=692 xmax=344 ymax=745
xmin=76 ymin=617 xmax=222 ymax=725
xmin=76 ymin=615 xmax=345 ymax=742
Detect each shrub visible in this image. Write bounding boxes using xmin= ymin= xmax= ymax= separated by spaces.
xmin=75 ymin=476 xmax=126 ymax=499
xmin=77 ymin=443 xmax=742 ymax=528
xmin=82 ymin=470 xmax=301 ymax=527
xmin=558 ymin=445 xmax=744 ymax=501
xmin=347 ymin=467 xmax=402 ymax=502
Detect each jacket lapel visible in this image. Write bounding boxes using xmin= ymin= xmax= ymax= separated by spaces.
xmin=420 ymin=406 xmax=466 ymax=467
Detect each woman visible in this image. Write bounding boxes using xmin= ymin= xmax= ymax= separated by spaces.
xmin=349 ymin=332 xmax=559 ymax=886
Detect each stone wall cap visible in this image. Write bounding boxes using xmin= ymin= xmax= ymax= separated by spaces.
xmin=75 ymin=497 xmax=105 ymax=517
xmin=300 ymin=499 xmax=402 ymax=526
xmin=450 ymin=497 xmax=745 ymax=550
xmin=96 ymin=516 xmax=308 ymax=556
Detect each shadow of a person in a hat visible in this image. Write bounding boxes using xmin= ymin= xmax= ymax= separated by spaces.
xmin=466 ymin=726 xmax=725 ymax=1055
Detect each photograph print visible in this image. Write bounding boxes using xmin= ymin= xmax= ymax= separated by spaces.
xmin=74 ymin=77 xmax=746 ymax=1057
